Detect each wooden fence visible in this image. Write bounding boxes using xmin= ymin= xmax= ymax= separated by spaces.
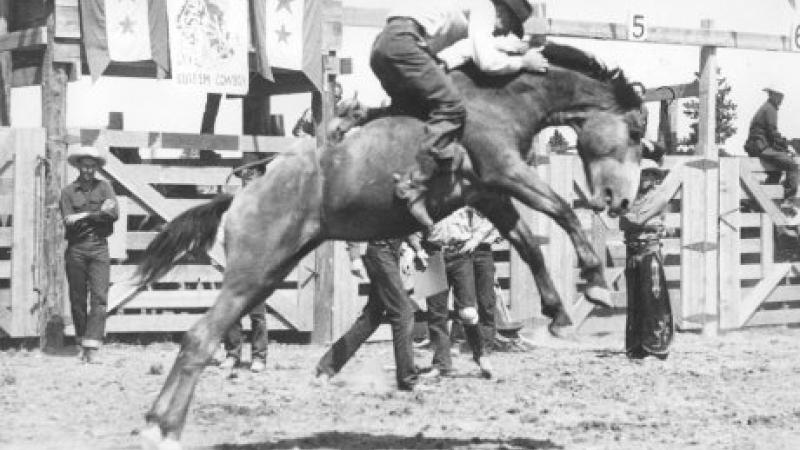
xmin=2 ymin=127 xmax=800 ymax=339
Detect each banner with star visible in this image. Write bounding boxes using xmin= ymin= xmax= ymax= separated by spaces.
xmin=254 ymin=0 xmax=322 ymax=90
xmin=80 ymin=0 xmax=170 ymax=80
xmin=166 ymin=0 xmax=250 ymax=94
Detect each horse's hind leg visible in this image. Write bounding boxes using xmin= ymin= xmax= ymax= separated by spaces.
xmin=482 ymin=161 xmax=609 ymax=307
xmin=473 ymin=195 xmax=572 ymax=335
xmin=142 ymin=227 xmax=320 ymax=447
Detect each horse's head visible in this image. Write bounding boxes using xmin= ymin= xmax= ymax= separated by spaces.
xmin=531 ymin=43 xmax=646 ymax=216
xmin=558 ymin=109 xmax=642 ymax=216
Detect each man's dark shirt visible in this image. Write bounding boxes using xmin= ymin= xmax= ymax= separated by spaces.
xmin=748 ymin=100 xmax=784 ymax=147
xmin=60 ymin=178 xmax=118 ymax=244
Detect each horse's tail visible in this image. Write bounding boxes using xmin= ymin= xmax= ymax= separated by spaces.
xmin=134 ymin=193 xmax=234 ymax=286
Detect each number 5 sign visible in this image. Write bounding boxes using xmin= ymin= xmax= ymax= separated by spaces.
xmin=628 ymin=13 xmax=648 ymax=41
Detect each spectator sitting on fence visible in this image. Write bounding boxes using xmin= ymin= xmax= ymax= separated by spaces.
xmin=314 ymin=235 xmax=429 ymax=391
xmin=208 ymin=152 xmax=270 ymax=373
xmin=744 ymin=83 xmax=800 ymax=220
xmin=422 ymin=206 xmax=499 ymax=379
xmin=60 ymin=146 xmax=119 ymax=364
xmin=620 ymin=159 xmax=674 ymax=360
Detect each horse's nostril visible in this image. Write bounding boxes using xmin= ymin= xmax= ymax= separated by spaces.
xmin=620 ymin=198 xmax=630 ymax=211
xmin=604 ymin=188 xmax=613 ymax=203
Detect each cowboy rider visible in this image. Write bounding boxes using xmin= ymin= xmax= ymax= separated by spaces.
xmin=369 ymin=0 xmax=549 ymax=231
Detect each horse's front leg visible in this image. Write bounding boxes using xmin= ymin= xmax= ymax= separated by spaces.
xmin=473 ymin=195 xmax=573 ymax=335
xmin=481 ymin=161 xmax=610 ymax=308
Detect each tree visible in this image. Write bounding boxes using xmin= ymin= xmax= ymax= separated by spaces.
xmin=547 ymin=128 xmax=569 ymax=153
xmin=680 ymin=68 xmax=738 ymax=152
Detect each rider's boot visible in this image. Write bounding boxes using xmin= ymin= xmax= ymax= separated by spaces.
xmin=395 ymin=142 xmax=464 ymax=231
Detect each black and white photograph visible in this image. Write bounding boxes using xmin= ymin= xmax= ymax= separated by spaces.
xmin=1 ymin=0 xmax=800 ymax=449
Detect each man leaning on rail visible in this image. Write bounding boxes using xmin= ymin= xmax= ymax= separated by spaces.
xmin=60 ymin=146 xmax=119 ymax=364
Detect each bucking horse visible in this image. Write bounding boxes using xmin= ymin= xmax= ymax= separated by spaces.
xmin=138 ymin=42 xmax=644 ymax=449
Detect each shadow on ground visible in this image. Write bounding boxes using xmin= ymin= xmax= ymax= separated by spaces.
xmin=208 ymin=431 xmax=562 ymax=450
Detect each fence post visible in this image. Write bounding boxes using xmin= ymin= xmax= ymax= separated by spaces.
xmin=718 ymin=157 xmax=741 ymax=330
xmin=698 ymin=19 xmax=720 ymax=336
xmin=509 ymin=135 xmax=545 ymax=327
xmin=40 ymin=4 xmax=69 ymax=347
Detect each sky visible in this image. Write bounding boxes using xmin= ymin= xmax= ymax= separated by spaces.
xmin=10 ymin=0 xmax=800 ymax=155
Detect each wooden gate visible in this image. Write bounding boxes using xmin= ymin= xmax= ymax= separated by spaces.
xmin=75 ymin=128 xmax=316 ymax=335
xmin=0 ymin=128 xmax=46 ymax=337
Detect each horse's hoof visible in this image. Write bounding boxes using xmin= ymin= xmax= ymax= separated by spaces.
xmin=547 ymin=323 xmax=577 ymax=341
xmin=585 ymin=286 xmax=612 ymax=309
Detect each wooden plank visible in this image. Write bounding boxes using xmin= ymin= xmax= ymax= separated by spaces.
xmin=743 ymin=156 xmax=800 ymax=173
xmin=102 ymin=150 xmax=176 ymax=221
xmin=509 ymin=135 xmax=545 ymax=323
xmin=104 ymin=313 xmax=289 ymax=334
xmin=761 ymin=214 xmax=774 ymax=275
xmin=121 ymin=289 xmax=296 ymax=310
xmin=644 ymin=81 xmax=699 ymax=102
xmin=737 ymin=263 xmax=792 ymax=328
xmin=0 ymin=288 xmax=10 ymax=334
xmin=342 ymin=10 xmax=797 ymax=52
xmin=744 ymin=284 xmax=800 ymax=305
xmin=0 ymin=26 xmax=47 ymax=52
xmin=10 ymin=129 xmax=45 ymax=337
xmin=331 ymin=241 xmax=360 ymax=337
xmin=739 ymin=165 xmax=789 ymax=227
xmin=680 ymin=157 xmax=704 ymax=330
xmin=108 ymin=193 xmax=128 ymax=259
xmin=0 ymin=226 xmax=10 ymax=246
xmin=550 ymin=156 xmax=582 ymax=325
xmin=747 ymin=308 xmax=800 ymax=327
xmin=0 ymin=0 xmax=11 ymax=127
xmin=54 ymin=0 xmax=79 ymax=39
xmin=698 ymin=30 xmax=720 ymax=337
xmin=718 ymin=158 xmax=741 ymax=330
xmin=125 ymin=199 xmax=215 ymax=218
xmin=79 ymin=129 xmax=303 ymax=153
xmin=121 ymin=165 xmax=234 ymax=186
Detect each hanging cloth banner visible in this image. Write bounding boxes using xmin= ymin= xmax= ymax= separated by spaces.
xmin=166 ymin=0 xmax=250 ymax=94
xmin=254 ymin=0 xmax=322 ymax=91
xmin=81 ymin=0 xmax=170 ymax=80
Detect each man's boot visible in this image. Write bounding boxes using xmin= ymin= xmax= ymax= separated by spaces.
xmin=395 ymin=164 xmax=437 ymax=232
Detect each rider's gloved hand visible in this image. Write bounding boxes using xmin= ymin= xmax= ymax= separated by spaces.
xmin=521 ymin=48 xmax=548 ymax=73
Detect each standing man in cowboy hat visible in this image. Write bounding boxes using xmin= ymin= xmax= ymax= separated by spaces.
xmin=211 ymin=152 xmax=270 ymax=373
xmin=745 ymin=84 xmax=799 ymax=218
xmin=60 ymin=146 xmax=118 ymax=363
xmin=620 ymin=159 xmax=674 ymax=359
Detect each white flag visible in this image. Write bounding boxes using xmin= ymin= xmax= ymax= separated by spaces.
xmin=265 ymin=0 xmax=305 ymax=70
xmin=106 ymin=0 xmax=152 ymax=61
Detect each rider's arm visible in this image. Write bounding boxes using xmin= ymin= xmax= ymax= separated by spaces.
xmin=466 ymin=1 xmax=524 ymax=74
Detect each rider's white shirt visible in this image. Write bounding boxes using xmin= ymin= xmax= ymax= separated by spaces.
xmin=387 ymin=0 xmax=525 ymax=74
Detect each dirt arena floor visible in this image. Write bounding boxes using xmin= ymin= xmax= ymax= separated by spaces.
xmin=2 ymin=326 xmax=800 ymax=450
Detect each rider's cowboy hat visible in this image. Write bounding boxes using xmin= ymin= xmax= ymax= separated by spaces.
xmin=497 ymin=0 xmax=534 ymax=37
xmin=640 ymin=158 xmax=667 ymax=175
xmin=499 ymin=0 xmax=534 ymax=23
xmin=67 ymin=146 xmax=106 ymax=168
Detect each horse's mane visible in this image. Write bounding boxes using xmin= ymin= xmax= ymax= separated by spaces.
xmin=456 ymin=41 xmax=642 ymax=111
xmin=539 ymin=42 xmax=641 ymax=110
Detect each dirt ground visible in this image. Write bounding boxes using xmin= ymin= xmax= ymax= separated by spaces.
xmin=1 ymin=326 xmax=800 ymax=450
